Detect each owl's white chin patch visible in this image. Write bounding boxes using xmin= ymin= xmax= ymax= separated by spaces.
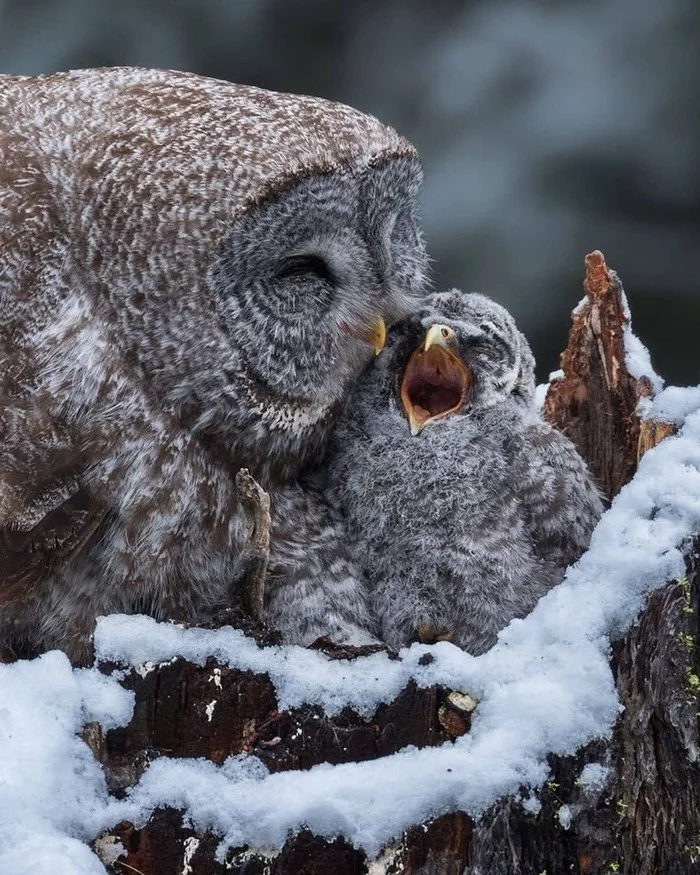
xmin=400 ymin=344 xmax=471 ymax=435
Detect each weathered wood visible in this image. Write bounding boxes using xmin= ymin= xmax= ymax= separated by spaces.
xmin=465 ymin=540 xmax=700 ymax=874
xmin=392 ymin=813 xmax=475 ymax=875
xmin=95 ymin=656 xmax=471 ymax=872
xmin=101 ymin=810 xmax=475 ymax=875
xmin=612 ymin=544 xmax=700 ymax=874
xmin=94 ymin=637 xmax=477 ymax=874
xmin=98 ymin=662 xmax=452 ymax=790
xmin=637 ymin=417 xmax=677 ymax=464
xmin=544 ymin=250 xmax=656 ymax=499
xmin=465 ymin=251 xmax=698 ymax=874
xmin=102 ymin=813 xmax=368 ymax=875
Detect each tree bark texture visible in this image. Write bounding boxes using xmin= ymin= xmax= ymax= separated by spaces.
xmin=94 ymin=252 xmax=698 ymax=874
xmin=543 ymin=250 xmax=675 ymax=499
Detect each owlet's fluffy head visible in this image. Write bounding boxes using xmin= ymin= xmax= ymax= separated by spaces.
xmin=0 ymin=67 xmax=428 ymax=481
xmin=417 ymin=289 xmax=536 ymax=404
xmin=350 ymin=290 xmax=536 ymax=437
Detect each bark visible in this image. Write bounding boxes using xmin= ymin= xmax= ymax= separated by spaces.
xmin=95 ymin=656 xmax=472 ymax=875
xmin=543 ymin=250 xmax=674 ymax=498
xmin=94 ymin=251 xmax=698 ymax=875
xmin=466 ymin=540 xmax=700 ymax=875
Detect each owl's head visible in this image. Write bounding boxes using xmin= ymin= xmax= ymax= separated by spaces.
xmin=28 ymin=70 xmax=431 ymax=478
xmin=211 ymin=154 xmax=427 ymax=415
xmin=394 ymin=290 xmax=535 ymax=434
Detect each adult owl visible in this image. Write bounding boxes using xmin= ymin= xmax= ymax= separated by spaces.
xmin=0 ymin=67 xmax=428 ymax=662
xmin=323 ymin=290 xmax=603 ymax=655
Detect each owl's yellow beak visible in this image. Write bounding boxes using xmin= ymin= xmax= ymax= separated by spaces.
xmin=423 ymin=323 xmax=456 ymax=352
xmin=344 ymin=315 xmax=386 ymax=355
xmin=400 ymin=324 xmax=471 ymax=435
xmin=371 ymin=316 xmax=387 ymax=356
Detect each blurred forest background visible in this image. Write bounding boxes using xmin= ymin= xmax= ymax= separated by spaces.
xmin=1 ymin=0 xmax=698 ymax=384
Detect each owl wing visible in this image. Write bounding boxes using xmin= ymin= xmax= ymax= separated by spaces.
xmin=512 ymin=421 xmax=604 ymax=569
xmin=0 ymin=414 xmax=107 ymax=601
xmin=1 ymin=487 xmax=107 ymax=594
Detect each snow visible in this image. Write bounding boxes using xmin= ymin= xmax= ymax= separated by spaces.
xmin=94 ymin=616 xmax=475 ymax=719
xmin=519 ymin=792 xmax=542 ymax=815
xmin=558 ymin=804 xmax=573 ymax=830
xmin=535 ymin=369 xmax=566 ymax=410
xmin=0 ymin=651 xmax=133 ymax=875
xmin=617 ymin=285 xmax=665 ymax=395
xmin=2 ymin=394 xmax=700 ymax=870
xmin=117 ymin=742 xmax=549 ymax=859
xmin=643 ymin=385 xmax=700 ymax=426
xmin=578 ymin=762 xmax=610 ymax=793
xmin=624 ymin=326 xmax=664 ymax=396
xmin=534 ymin=382 xmax=549 ymax=411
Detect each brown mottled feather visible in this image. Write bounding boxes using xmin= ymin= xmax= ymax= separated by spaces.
xmin=0 ymin=67 xmax=426 ymax=661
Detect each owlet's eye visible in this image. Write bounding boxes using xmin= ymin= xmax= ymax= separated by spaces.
xmin=276 ymin=254 xmax=334 ymax=285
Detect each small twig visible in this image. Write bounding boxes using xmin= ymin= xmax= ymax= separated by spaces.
xmin=235 ymin=468 xmax=271 ymax=622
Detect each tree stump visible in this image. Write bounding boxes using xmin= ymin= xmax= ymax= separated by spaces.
xmin=93 ymin=252 xmax=698 ymax=875
xmin=468 ymin=252 xmax=698 ymax=874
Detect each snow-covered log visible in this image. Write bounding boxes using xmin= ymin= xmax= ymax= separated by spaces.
xmin=1 ymin=252 xmax=699 ymax=875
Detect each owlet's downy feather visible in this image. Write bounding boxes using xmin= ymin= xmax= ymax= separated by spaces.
xmin=323 ymin=290 xmax=603 ymax=655
xmin=0 ymin=67 xmax=429 ymax=662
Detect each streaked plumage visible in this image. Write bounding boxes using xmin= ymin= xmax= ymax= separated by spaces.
xmin=0 ymin=67 xmax=427 ymax=661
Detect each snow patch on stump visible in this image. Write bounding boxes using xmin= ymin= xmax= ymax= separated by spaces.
xmin=1 ymin=393 xmax=700 ymax=868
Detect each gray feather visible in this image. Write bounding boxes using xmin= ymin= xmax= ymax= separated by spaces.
xmin=323 ymin=290 xmax=603 ymax=655
xmin=0 ymin=67 xmax=426 ymax=661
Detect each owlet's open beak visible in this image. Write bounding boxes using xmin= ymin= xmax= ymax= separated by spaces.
xmin=400 ymin=324 xmax=472 ymax=435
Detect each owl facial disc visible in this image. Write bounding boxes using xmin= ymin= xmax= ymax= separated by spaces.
xmin=400 ymin=324 xmax=472 ymax=435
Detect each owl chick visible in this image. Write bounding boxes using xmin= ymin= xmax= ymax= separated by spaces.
xmin=0 ymin=67 xmax=428 ymax=662
xmin=323 ymin=290 xmax=603 ymax=655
